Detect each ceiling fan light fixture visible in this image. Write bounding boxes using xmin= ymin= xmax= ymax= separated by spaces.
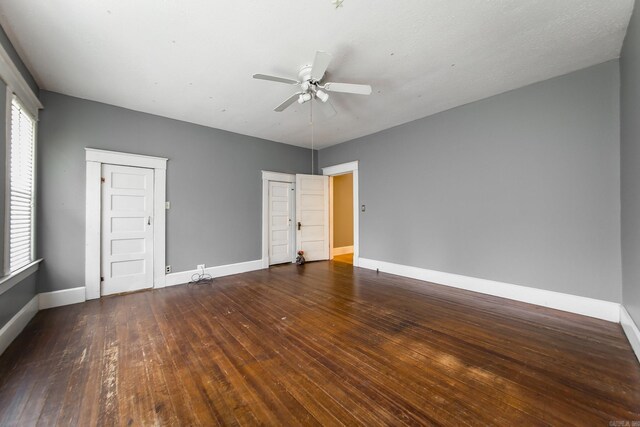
xmin=298 ymin=93 xmax=312 ymax=104
xmin=316 ymin=89 xmax=329 ymax=103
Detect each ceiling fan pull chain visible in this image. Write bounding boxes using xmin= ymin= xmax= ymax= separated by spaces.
xmin=310 ymin=99 xmax=314 ymax=175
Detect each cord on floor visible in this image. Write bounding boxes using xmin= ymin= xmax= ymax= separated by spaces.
xmin=189 ymin=265 xmax=214 ymax=286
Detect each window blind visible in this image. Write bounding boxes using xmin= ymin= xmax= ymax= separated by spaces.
xmin=9 ymin=96 xmax=35 ymax=272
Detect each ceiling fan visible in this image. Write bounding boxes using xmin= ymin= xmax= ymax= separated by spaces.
xmin=253 ymin=51 xmax=372 ymax=117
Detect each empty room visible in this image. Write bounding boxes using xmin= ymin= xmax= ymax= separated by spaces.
xmin=0 ymin=0 xmax=639 ymax=424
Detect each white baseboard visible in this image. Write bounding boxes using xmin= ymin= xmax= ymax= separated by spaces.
xmin=359 ymin=258 xmax=620 ymax=322
xmin=0 ymin=295 xmax=38 ymax=355
xmin=332 ymin=246 xmax=354 ymax=257
xmin=39 ymin=287 xmax=86 ymax=310
xmin=621 ymin=306 xmax=640 ymax=363
xmin=165 ymin=259 xmax=263 ymax=287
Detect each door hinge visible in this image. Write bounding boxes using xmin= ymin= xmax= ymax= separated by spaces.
xmin=100 ymin=276 xmax=104 ymax=282
xmin=101 ymin=177 xmax=105 ymax=183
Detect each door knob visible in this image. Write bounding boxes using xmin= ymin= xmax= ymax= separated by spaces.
xmin=298 ymin=221 xmax=302 ymax=230
xmin=148 ymin=216 xmax=151 ymax=225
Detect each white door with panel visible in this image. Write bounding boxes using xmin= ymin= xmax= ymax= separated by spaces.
xmin=269 ymin=181 xmax=294 ymax=265
xmin=101 ymin=164 xmax=154 ymax=295
xmin=295 ymin=174 xmax=329 ymax=261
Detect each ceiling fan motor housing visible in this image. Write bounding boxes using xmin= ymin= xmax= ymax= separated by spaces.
xmin=298 ymin=65 xmax=316 ymax=85
xmin=298 ymin=65 xmax=323 ymax=104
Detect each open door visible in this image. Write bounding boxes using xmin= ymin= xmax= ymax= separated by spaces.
xmin=296 ymin=174 xmax=329 ymax=261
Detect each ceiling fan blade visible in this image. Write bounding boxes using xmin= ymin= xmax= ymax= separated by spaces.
xmin=315 ymin=98 xmax=336 ymax=118
xmin=324 ymin=82 xmax=372 ymax=95
xmin=310 ymin=51 xmax=332 ymax=81
xmin=274 ymin=93 xmax=302 ymax=112
xmin=253 ymin=74 xmax=299 ymax=85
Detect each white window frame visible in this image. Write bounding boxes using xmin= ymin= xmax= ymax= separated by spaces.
xmin=4 ymin=92 xmax=38 ymax=275
xmin=0 ymin=32 xmax=43 ymax=295
xmin=0 ymin=42 xmax=41 ymax=120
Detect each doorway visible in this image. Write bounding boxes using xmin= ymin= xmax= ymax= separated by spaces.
xmin=323 ymin=161 xmax=359 ymax=267
xmin=268 ymin=180 xmax=295 ymax=265
xmin=261 ymin=165 xmax=356 ymax=268
xmin=261 ymin=171 xmax=331 ymax=267
xmin=101 ymin=164 xmax=154 ymax=295
xmin=330 ymin=173 xmax=354 ymax=265
xmin=85 ymin=148 xmax=168 ymax=300
xmin=262 ymin=171 xmax=295 ymax=267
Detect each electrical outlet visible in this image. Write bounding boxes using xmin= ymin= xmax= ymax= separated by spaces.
xmin=197 ymin=264 xmax=205 ymax=270
xmin=165 ymin=265 xmax=171 ymax=274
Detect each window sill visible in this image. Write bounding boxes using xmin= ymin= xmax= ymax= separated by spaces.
xmin=0 ymin=259 xmax=42 ymax=296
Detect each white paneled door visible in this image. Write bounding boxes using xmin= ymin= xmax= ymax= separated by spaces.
xmin=101 ymin=164 xmax=154 ymax=295
xmin=269 ymin=181 xmax=294 ymax=265
xmin=295 ymin=174 xmax=329 ymax=262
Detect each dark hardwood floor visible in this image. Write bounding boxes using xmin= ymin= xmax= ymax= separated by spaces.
xmin=0 ymin=261 xmax=638 ymax=425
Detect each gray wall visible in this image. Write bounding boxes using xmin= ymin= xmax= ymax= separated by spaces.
xmin=37 ymin=91 xmax=313 ymax=292
xmin=320 ymin=60 xmax=622 ymax=302
xmin=0 ymin=25 xmax=39 ymax=330
xmin=621 ymin=2 xmax=640 ymax=324
xmin=0 ymin=273 xmax=37 ymax=328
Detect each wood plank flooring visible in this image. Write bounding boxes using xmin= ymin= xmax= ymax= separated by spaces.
xmin=332 ymin=253 xmax=353 ymax=264
xmin=0 ymin=261 xmax=638 ymax=425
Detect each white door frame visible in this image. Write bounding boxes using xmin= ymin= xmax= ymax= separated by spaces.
xmin=85 ymin=148 xmax=168 ymax=300
xmin=261 ymin=171 xmax=296 ymax=268
xmin=322 ymin=161 xmax=359 ymax=267
xmin=328 ymin=176 xmax=334 ymax=258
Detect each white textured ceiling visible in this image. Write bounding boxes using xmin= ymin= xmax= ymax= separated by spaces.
xmin=0 ymin=0 xmax=634 ymax=149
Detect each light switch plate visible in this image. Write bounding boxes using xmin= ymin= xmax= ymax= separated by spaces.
xmin=165 ymin=201 xmax=171 ymax=209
